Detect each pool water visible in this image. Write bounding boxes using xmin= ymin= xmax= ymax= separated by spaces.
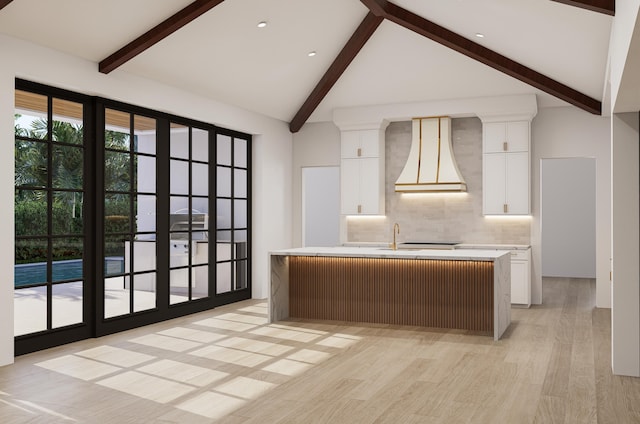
xmin=14 ymin=258 xmax=124 ymax=287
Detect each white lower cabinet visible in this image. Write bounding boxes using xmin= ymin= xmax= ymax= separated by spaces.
xmin=510 ymin=248 xmax=531 ymax=307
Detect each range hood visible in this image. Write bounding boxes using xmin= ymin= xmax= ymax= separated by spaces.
xmin=395 ymin=116 xmax=467 ymax=192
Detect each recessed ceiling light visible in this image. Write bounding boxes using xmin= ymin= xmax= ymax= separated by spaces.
xmin=257 ymin=21 xmax=267 ymax=28
xmin=308 ymin=51 xmax=317 ymax=57
xmin=475 ymin=33 xmax=485 ymax=38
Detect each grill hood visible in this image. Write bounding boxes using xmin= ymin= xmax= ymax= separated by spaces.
xmin=395 ymin=116 xmax=467 ymax=192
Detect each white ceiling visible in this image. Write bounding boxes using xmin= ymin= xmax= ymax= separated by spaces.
xmin=0 ymin=0 xmax=613 ymax=126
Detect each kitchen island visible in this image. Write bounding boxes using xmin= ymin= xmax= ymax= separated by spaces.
xmin=270 ymin=247 xmax=511 ymax=340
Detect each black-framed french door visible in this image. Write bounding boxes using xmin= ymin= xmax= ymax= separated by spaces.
xmin=94 ymin=100 xmax=252 ymax=337
xmin=14 ymin=80 xmax=252 ymax=353
xmin=14 ymin=80 xmax=94 ymax=355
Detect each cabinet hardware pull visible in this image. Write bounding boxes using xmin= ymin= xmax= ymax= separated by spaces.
xmin=503 ymin=141 xmax=508 ymax=151
xmin=358 ymin=204 xmax=362 ymax=213
xmin=357 ymin=148 xmax=362 ymax=157
xmin=503 ymin=204 xmax=508 ymax=213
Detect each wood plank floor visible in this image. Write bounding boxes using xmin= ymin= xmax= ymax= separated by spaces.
xmin=1 ymin=277 xmax=639 ymax=423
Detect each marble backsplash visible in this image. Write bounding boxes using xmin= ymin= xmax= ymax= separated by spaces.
xmin=347 ymin=118 xmax=531 ymax=245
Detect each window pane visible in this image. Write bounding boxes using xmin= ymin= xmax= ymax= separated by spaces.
xmin=15 ymin=286 xmax=47 ymax=336
xmin=133 ymin=272 xmax=156 ymax=312
xmin=105 ymin=151 xmax=130 ymax=191
xmin=15 ymin=90 xmax=48 ymax=139
xmin=192 ymin=197 xmax=209 ymax=215
xmin=170 ymin=240 xmax=190 ymax=268
xmin=234 ymin=138 xmax=247 ymax=168
xmin=132 ymin=240 xmax=156 ymax=273
xmin=136 ymin=194 xmax=156 ymax=235
xmin=234 ymin=199 xmax=247 ymax=228
xmin=15 ymin=238 xmax=48 ymax=272
xmin=235 ymin=260 xmax=248 ymax=290
xmin=105 ymin=193 xmax=131 ymax=234
xmin=53 ymin=145 xmax=83 ymax=189
xmin=217 ymin=199 xmax=231 ymax=228
xmin=193 ymin=241 xmax=207 ymax=265
xmin=234 ymin=230 xmax=248 ymax=243
xmin=133 ymin=115 xmax=156 ymax=154
xmin=52 ymin=98 xmax=83 ymax=144
xmin=170 ymin=159 xmax=189 ymax=194
xmin=192 ymin=128 xmax=208 ymax=162
xmin=170 ymin=124 xmax=189 ymax=159
xmin=15 ymin=239 xmax=48 ymax=287
xmin=216 ymin=262 xmax=231 ymax=294
xmin=170 ymin=196 xmax=189 ymax=215
xmin=15 ymin=191 xmax=47 ymax=236
xmin=235 ymin=239 xmax=248 ymax=259
xmin=216 ymin=241 xmax=231 ymax=262
xmin=52 ymin=282 xmax=83 ymax=328
xmin=52 ymin=238 xmax=83 ymax=282
xmin=104 ymin=275 xmax=130 ymax=318
xmin=136 ymin=155 xmax=156 ymax=193
xmin=192 ymin=163 xmax=208 ymax=196
xmin=105 ymin=109 xmax=130 ymax=150
xmin=193 ymin=265 xmax=208 ymax=299
xmin=15 ymin=140 xmax=48 ymax=187
xmin=105 ymin=235 xmax=127 ymax=276
xmin=170 ymin=268 xmax=189 ymax=305
xmin=53 ymin=191 xmax=83 ymax=235
xmin=234 ymin=169 xmax=247 ymax=198
xmin=217 ymin=134 xmax=231 ymax=166
xmin=217 ymin=166 xmax=231 ymax=197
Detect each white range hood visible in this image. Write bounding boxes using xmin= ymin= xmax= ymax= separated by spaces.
xmin=395 ymin=116 xmax=467 ymax=192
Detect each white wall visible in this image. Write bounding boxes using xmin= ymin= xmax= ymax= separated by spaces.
xmin=531 ymin=107 xmax=611 ymax=307
xmin=0 ymin=34 xmax=293 ymax=366
xmin=292 ymin=122 xmax=341 ymax=247
xmin=611 ymin=112 xmax=640 ymax=377
xmin=302 ymin=167 xmax=340 ymax=247
xmin=541 ymin=158 xmax=596 ymax=278
xmin=0 ymin=64 xmax=15 ymax=366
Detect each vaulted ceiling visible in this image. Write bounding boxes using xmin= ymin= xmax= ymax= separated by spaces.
xmin=0 ymin=0 xmax=613 ymax=132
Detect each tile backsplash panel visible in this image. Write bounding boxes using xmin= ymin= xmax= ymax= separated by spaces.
xmin=347 ymin=118 xmax=531 ymax=244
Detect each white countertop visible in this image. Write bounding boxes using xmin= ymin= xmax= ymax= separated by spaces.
xmin=270 ymin=246 xmax=510 ymax=261
xmin=455 ymin=243 xmax=531 ymax=250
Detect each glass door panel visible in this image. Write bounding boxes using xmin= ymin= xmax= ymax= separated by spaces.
xmin=169 ymin=123 xmax=210 ymax=304
xmin=103 ymin=109 xmax=157 ymax=318
xmin=14 ymin=87 xmax=88 ymax=345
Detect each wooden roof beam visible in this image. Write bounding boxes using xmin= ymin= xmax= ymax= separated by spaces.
xmin=289 ymin=12 xmax=384 ymax=133
xmin=99 ymin=0 xmax=225 ymax=74
xmin=360 ymin=0 xmax=601 ymax=115
xmin=0 ymin=1 xmax=14 ymax=11
xmin=550 ymin=0 xmax=614 ymax=16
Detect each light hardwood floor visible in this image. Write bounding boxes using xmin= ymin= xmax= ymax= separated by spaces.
xmin=1 ymin=278 xmax=639 ymax=423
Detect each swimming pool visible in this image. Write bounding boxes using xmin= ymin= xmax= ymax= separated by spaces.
xmin=14 ymin=257 xmax=124 ymax=287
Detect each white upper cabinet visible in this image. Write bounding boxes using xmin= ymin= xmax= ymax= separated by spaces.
xmin=340 ymin=129 xmax=385 ymax=215
xmin=484 ymin=121 xmax=529 ymax=153
xmin=482 ymin=121 xmax=531 ymax=215
xmin=341 ymin=130 xmax=382 ymax=158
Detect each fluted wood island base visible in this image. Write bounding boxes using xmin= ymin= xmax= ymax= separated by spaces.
xmin=269 ymin=247 xmax=511 ymax=340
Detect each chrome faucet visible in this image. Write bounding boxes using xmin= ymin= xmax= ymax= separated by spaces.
xmin=391 ymin=223 xmax=400 ymax=250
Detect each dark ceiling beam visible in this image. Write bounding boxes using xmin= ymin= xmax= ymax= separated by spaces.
xmin=289 ymin=12 xmax=384 ymax=133
xmin=550 ymin=0 xmax=614 ymax=16
xmin=99 ymin=0 xmax=224 ymax=74
xmin=0 ymin=0 xmax=14 ymax=11
xmin=361 ymin=0 xmax=601 ymax=115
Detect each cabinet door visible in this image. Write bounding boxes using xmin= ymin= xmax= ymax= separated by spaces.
xmin=359 ymin=157 xmax=380 ymax=214
xmin=341 ymin=131 xmax=361 ymax=158
xmin=358 ymin=130 xmax=380 ymax=157
xmin=505 ymin=152 xmax=529 ymax=214
xmin=483 ymin=122 xmax=506 ymax=153
xmin=511 ymin=260 xmax=528 ymax=304
xmin=506 ymin=121 xmax=529 ymax=152
xmin=340 ymin=158 xmax=360 ymax=214
xmin=341 ymin=130 xmax=379 ymax=158
xmin=483 ymin=153 xmax=506 ymax=214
